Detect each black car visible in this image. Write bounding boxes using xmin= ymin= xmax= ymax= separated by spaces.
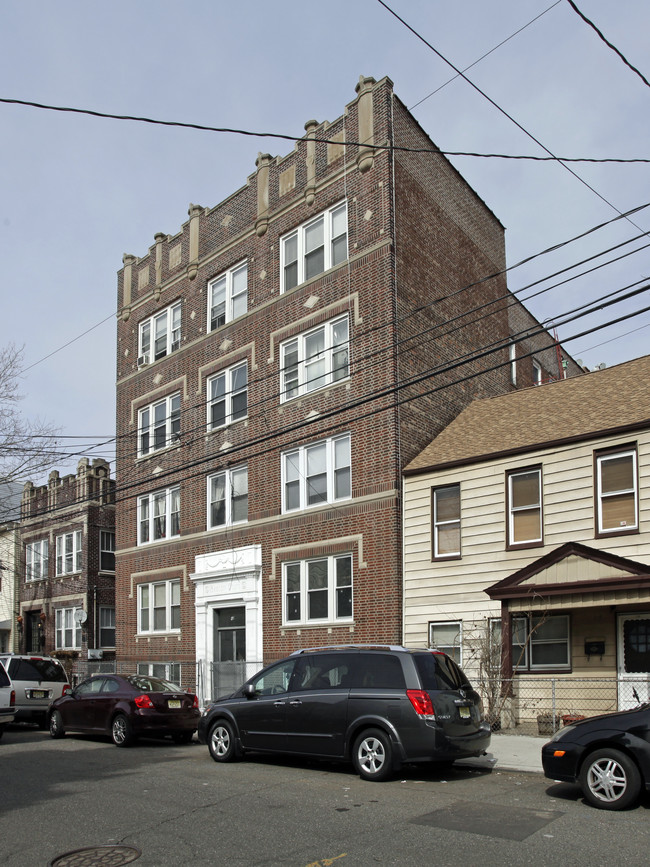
xmin=542 ymin=705 xmax=650 ymax=810
xmin=198 ymin=645 xmax=490 ymax=781
xmin=49 ymin=674 xmax=200 ymax=747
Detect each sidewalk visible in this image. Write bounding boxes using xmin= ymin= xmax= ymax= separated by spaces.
xmin=456 ymin=732 xmax=545 ymax=774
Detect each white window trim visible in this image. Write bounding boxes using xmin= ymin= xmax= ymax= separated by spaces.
xmin=55 ymin=607 xmax=82 ymax=650
xmin=137 ymin=579 xmax=181 ymax=635
xmin=137 ymin=661 xmax=181 ymax=683
xmin=100 ymin=530 xmax=115 ymax=572
xmin=26 ymin=539 xmax=48 ymax=581
xmin=55 ymin=531 xmax=82 ymax=576
xmin=428 ymin=620 xmax=463 ymax=665
xmin=207 ymin=361 xmax=248 ymax=431
xmin=208 ymin=261 xmax=248 ymax=330
xmin=280 ymin=201 xmax=348 ymax=293
xmin=138 ymin=392 xmax=181 ymax=456
xmin=507 ymin=468 xmax=543 ymax=546
xmin=513 ymin=615 xmax=571 ymax=671
xmin=99 ymin=606 xmax=116 ymax=648
xmin=282 ymin=554 xmax=353 ymax=626
xmin=207 ymin=466 xmax=249 ymax=529
xmin=533 ymin=359 xmax=542 ymax=385
xmin=432 ymin=485 xmax=461 ymax=558
xmin=596 ymin=449 xmax=638 ymax=534
xmin=282 ymin=434 xmax=351 ymax=513
xmin=280 ymin=314 xmax=349 ymax=402
xmin=138 ymin=301 xmax=181 ymax=364
xmin=137 ymin=486 xmax=180 ymax=545
xmin=509 ymin=342 xmax=517 ymax=385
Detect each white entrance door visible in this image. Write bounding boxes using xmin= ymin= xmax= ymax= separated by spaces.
xmin=617 ymin=613 xmax=650 ymax=709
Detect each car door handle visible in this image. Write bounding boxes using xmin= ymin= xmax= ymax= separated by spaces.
xmin=289 ymin=700 xmax=302 ymax=706
xmin=273 ymin=700 xmax=286 ymax=706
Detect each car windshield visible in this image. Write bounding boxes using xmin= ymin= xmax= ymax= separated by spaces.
xmin=9 ymin=658 xmax=67 ymax=682
xmin=126 ymin=675 xmax=180 ymax=693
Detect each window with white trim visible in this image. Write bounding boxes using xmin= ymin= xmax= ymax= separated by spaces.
xmin=138 ymin=302 xmax=181 ymax=363
xmin=138 ymin=487 xmax=180 ymax=544
xmin=137 ymin=661 xmax=181 ymax=684
xmin=533 ymin=359 xmax=542 ymax=385
xmin=429 ymin=621 xmax=462 ymax=665
xmin=207 ymin=466 xmax=248 ymax=528
xmin=281 ymin=315 xmax=349 ymax=401
xmin=138 ymin=393 xmax=181 ymax=456
xmin=138 ymin=579 xmax=181 ymax=634
xmin=207 ymin=362 xmax=248 ymax=430
xmin=283 ymin=554 xmax=352 ymax=625
xmin=26 ymin=539 xmax=48 ymax=581
xmin=208 ymin=261 xmax=248 ymax=330
xmin=512 ymin=615 xmax=570 ymax=671
xmin=509 ymin=342 xmax=517 ymax=385
xmin=283 ymin=434 xmax=351 ymax=512
xmin=100 ymin=531 xmax=115 ymax=572
xmin=55 ymin=607 xmax=82 ymax=650
xmin=55 ymin=531 xmax=82 ymax=576
xmin=281 ymin=202 xmax=347 ymax=293
xmin=99 ymin=607 xmax=116 ymax=647
xmin=507 ymin=468 xmax=542 ymax=547
xmin=432 ymin=485 xmax=460 ymax=558
xmin=596 ymin=448 xmax=638 ymax=534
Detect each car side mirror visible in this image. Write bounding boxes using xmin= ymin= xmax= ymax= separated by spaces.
xmin=243 ymin=683 xmax=257 ymax=700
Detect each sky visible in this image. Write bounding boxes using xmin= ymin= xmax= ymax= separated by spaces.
xmin=1 ymin=0 xmax=649 ymax=482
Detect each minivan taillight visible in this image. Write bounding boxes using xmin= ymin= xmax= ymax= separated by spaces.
xmin=62 ymin=684 xmax=71 ymax=696
xmin=407 ymin=689 xmax=435 ymax=719
xmin=10 ymin=689 xmax=15 ymax=707
xmin=134 ymin=694 xmax=155 ymax=709
xmin=191 ymin=694 xmax=199 ymax=709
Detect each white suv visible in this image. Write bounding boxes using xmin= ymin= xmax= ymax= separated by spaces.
xmin=0 ymin=663 xmax=16 ymax=738
xmin=0 ymin=655 xmax=70 ymax=729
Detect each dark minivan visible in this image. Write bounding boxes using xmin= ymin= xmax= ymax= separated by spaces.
xmin=198 ymin=645 xmax=490 ymax=780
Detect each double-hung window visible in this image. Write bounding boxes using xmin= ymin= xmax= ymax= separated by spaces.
xmin=26 ymin=539 xmax=48 ymax=581
xmin=512 ymin=615 xmax=570 ymax=671
xmin=138 ymin=393 xmax=181 ymax=455
xmin=281 ymin=202 xmax=347 ymax=292
xmin=100 ymin=531 xmax=115 ymax=571
xmin=283 ymin=554 xmax=353 ymax=625
xmin=207 ymin=466 xmax=248 ymax=528
xmin=138 ymin=302 xmax=181 ymax=364
xmin=429 ymin=621 xmax=462 ymax=665
xmin=281 ymin=315 xmax=349 ymax=401
xmin=208 ymin=261 xmax=248 ymax=330
xmin=99 ymin=607 xmax=116 ymax=647
xmin=55 ymin=607 xmax=82 ymax=650
xmin=207 ymin=362 xmax=248 ymax=430
xmin=138 ymin=579 xmax=181 ymax=634
xmin=138 ymin=487 xmax=180 ymax=544
xmin=596 ymin=448 xmax=638 ymax=534
xmin=283 ymin=434 xmax=351 ymax=512
xmin=55 ymin=531 xmax=82 ymax=576
xmin=507 ymin=468 xmax=542 ymax=547
xmin=432 ymin=485 xmax=461 ymax=558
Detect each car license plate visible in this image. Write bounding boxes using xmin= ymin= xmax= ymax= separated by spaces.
xmin=168 ymin=700 xmax=181 ymax=709
xmin=30 ymin=690 xmax=47 ymax=699
xmin=459 ymin=706 xmax=470 ymax=719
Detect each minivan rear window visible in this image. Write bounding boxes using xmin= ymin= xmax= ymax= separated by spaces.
xmin=413 ymin=652 xmax=468 ymax=691
xmin=8 ymin=658 xmax=68 ymax=683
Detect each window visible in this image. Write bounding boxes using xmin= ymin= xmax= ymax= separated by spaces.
xmin=207 ymin=466 xmax=248 ymax=528
xmin=26 ymin=539 xmax=48 ymax=581
xmin=138 ymin=579 xmax=181 ymax=633
xmin=432 ymin=485 xmax=460 ymax=558
xmin=281 ymin=315 xmax=349 ymax=401
xmin=138 ymin=393 xmax=181 ymax=455
xmin=137 ymin=662 xmax=181 ymax=684
xmin=512 ymin=615 xmax=570 ymax=671
xmin=281 ymin=201 xmax=347 ymax=292
xmin=596 ymin=448 xmax=638 ymax=534
xmin=507 ymin=468 xmax=542 ymax=547
xmin=100 ymin=531 xmax=115 ymax=572
xmin=138 ymin=302 xmax=181 ymax=363
xmin=283 ymin=554 xmax=352 ymax=625
xmin=99 ymin=607 xmax=115 ymax=647
xmin=429 ymin=621 xmax=462 ymax=665
xmin=138 ymin=487 xmax=180 ymax=544
xmin=283 ymin=434 xmax=351 ymax=512
xmin=55 ymin=607 xmax=82 ymax=650
xmin=55 ymin=531 xmax=82 ymax=576
xmin=533 ymin=359 xmax=542 ymax=385
xmin=509 ymin=343 xmax=517 ymax=385
xmin=207 ymin=362 xmax=248 ymax=430
xmin=208 ymin=261 xmax=247 ymax=330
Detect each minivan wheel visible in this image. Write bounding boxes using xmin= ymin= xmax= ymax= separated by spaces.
xmin=49 ymin=710 xmax=65 ymax=739
xmin=208 ymin=720 xmax=240 ymax=762
xmin=111 ymin=713 xmax=136 ymax=748
xmin=352 ymin=728 xmax=395 ymax=782
xmin=579 ymin=748 xmax=641 ymax=810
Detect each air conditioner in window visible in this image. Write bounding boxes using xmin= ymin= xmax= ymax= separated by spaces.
xmin=88 ymin=649 xmax=103 ymax=660
xmin=137 ymin=353 xmax=150 ymax=368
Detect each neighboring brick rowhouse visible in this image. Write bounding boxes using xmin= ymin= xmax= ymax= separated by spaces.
xmin=114 ymin=75 xmax=581 ymax=693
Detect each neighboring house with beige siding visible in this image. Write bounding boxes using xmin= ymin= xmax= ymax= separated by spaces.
xmin=403 ymin=355 xmax=650 ymax=729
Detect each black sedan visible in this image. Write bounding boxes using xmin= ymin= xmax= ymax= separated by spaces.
xmin=541 ymin=705 xmax=650 ymax=810
xmin=48 ymin=674 xmax=200 ymax=747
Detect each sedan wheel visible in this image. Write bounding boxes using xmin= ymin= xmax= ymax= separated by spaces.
xmin=49 ymin=710 xmax=65 ymax=739
xmin=208 ymin=720 xmax=240 ymax=762
xmin=579 ymin=748 xmax=642 ymax=810
xmin=352 ymin=728 xmax=396 ymax=782
xmin=111 ymin=713 xmax=135 ymax=748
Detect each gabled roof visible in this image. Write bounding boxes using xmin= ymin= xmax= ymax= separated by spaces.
xmin=405 ymin=354 xmax=650 ymax=474
xmin=486 ymin=541 xmax=650 ymax=601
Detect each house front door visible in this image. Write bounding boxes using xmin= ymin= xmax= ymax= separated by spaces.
xmin=617 ymin=613 xmax=650 ymax=709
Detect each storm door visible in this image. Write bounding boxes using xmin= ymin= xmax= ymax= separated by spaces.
xmin=26 ymin=611 xmax=42 ymax=653
xmin=212 ymin=607 xmax=246 ymax=697
xmin=617 ymin=613 xmax=650 ymax=709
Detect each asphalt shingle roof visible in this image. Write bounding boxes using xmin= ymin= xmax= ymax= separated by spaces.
xmin=404 ymin=354 xmax=650 ymax=474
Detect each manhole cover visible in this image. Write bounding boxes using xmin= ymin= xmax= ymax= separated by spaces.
xmin=48 ymin=845 xmax=142 ymax=867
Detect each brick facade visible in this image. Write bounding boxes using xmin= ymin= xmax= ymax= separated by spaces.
xmin=114 ymin=76 xmax=580 ymax=695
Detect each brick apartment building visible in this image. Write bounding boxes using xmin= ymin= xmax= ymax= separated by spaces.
xmin=114 ymin=75 xmax=580 ymax=698
xmin=19 ymin=458 xmax=116 ymax=676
